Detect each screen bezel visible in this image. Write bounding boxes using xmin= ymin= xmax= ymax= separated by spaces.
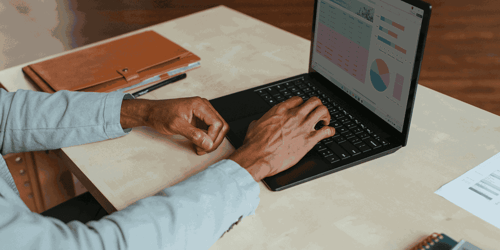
xmin=308 ymin=0 xmax=432 ymax=146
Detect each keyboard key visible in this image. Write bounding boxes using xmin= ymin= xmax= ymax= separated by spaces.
xmin=330 ymin=121 xmax=341 ymax=128
xmin=332 ymin=131 xmax=340 ymax=138
xmin=290 ymin=87 xmax=299 ymax=92
xmin=284 ymin=82 xmax=293 ymax=88
xmin=329 ymin=109 xmax=339 ymax=115
xmin=340 ymin=117 xmax=350 ymax=123
xmin=276 ymin=85 xmax=286 ymax=91
xmin=314 ymin=142 xmax=327 ymax=152
xmin=266 ymin=98 xmax=277 ymax=106
xmin=363 ymin=137 xmax=381 ymax=149
xmin=349 ymin=136 xmax=361 ymax=144
xmin=262 ymin=95 xmax=272 ymax=100
xmin=351 ymin=127 xmax=363 ymax=134
xmin=275 ymin=95 xmax=285 ymax=102
xmin=282 ymin=90 xmax=292 ymax=95
xmin=320 ymin=150 xmax=334 ymax=157
xmin=267 ymin=87 xmax=280 ymax=96
xmin=347 ymin=123 xmax=357 ymax=129
xmin=333 ymin=113 xmax=344 ymax=119
xmin=339 ymin=141 xmax=361 ymax=156
xmin=322 ymin=137 xmax=334 ymax=144
xmin=378 ymin=138 xmax=390 ymax=146
xmin=356 ymin=143 xmax=371 ymax=153
xmin=324 ymin=154 xmax=340 ymax=164
xmin=343 ymin=131 xmax=354 ymax=139
xmin=256 ymin=89 xmax=267 ymax=96
xmin=358 ymin=133 xmax=369 ymax=139
xmin=333 ymin=135 xmax=346 ymax=143
xmin=337 ymin=127 xmax=348 ymax=133
xmin=324 ymin=141 xmax=350 ymax=159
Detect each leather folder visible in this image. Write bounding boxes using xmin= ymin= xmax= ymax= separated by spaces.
xmin=22 ymin=31 xmax=200 ymax=93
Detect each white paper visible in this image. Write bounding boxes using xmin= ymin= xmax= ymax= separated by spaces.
xmin=435 ymin=152 xmax=500 ymax=230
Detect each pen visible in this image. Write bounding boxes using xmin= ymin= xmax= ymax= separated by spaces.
xmin=132 ymin=73 xmax=187 ymax=97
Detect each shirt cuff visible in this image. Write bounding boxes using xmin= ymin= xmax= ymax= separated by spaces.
xmin=210 ymin=159 xmax=261 ymax=216
xmin=103 ymin=92 xmax=133 ymax=138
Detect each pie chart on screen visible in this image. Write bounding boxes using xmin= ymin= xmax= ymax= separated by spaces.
xmin=370 ymin=59 xmax=390 ymax=92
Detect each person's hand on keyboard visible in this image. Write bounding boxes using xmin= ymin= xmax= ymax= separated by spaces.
xmin=228 ymin=96 xmax=335 ymax=182
xmin=120 ymin=96 xmax=229 ymax=155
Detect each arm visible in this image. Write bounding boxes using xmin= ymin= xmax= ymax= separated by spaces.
xmin=0 ymin=159 xmax=260 ymax=250
xmin=0 ymin=89 xmax=129 ymax=154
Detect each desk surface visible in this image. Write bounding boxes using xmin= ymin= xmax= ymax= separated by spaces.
xmin=1 ymin=5 xmax=499 ymax=249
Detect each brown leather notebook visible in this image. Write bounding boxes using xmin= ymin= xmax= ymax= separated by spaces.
xmin=22 ymin=31 xmax=200 ymax=93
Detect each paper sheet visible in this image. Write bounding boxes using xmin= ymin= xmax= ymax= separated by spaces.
xmin=435 ymin=152 xmax=500 ymax=230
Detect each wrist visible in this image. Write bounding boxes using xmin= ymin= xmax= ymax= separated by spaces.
xmin=228 ymin=146 xmax=271 ymax=182
xmin=120 ymin=99 xmax=152 ymax=129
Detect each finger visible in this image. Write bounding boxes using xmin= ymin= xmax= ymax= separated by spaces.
xmin=179 ymin=120 xmax=214 ymax=152
xmin=304 ymin=105 xmax=330 ymax=129
xmin=201 ymin=98 xmax=229 ymax=152
xmin=296 ymin=97 xmax=323 ymax=118
xmin=248 ymin=120 xmax=257 ymax=131
xmin=275 ymin=96 xmax=304 ymax=113
xmin=192 ymin=100 xmax=224 ymax=148
xmin=311 ymin=125 xmax=336 ymax=142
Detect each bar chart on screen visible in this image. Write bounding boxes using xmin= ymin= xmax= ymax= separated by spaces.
xmin=315 ymin=0 xmax=373 ymax=83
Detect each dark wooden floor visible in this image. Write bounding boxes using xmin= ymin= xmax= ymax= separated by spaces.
xmin=66 ymin=0 xmax=500 ymax=116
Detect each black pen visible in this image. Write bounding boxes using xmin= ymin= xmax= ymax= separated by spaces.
xmin=132 ymin=73 xmax=187 ymax=98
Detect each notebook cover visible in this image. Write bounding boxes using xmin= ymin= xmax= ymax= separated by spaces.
xmin=410 ymin=233 xmax=458 ymax=250
xmin=22 ymin=30 xmax=200 ymax=93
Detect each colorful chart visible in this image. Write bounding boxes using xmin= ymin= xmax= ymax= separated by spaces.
xmin=370 ymin=59 xmax=390 ymax=92
xmin=316 ymin=1 xmax=373 ymax=83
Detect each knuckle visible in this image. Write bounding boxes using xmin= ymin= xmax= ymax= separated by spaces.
xmin=276 ymin=104 xmax=287 ymax=114
xmin=189 ymin=129 xmax=202 ymax=140
xmin=193 ymin=96 xmax=204 ymax=104
xmin=223 ymin=122 xmax=230 ymax=132
xmin=213 ymin=120 xmax=223 ymax=129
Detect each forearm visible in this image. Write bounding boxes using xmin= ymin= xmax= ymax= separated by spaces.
xmin=0 ymin=89 xmax=128 ymax=154
xmin=120 ymin=98 xmax=152 ymax=129
xmin=0 ymin=160 xmax=260 ymax=250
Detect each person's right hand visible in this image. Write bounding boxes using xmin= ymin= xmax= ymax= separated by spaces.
xmin=228 ymin=96 xmax=335 ymax=182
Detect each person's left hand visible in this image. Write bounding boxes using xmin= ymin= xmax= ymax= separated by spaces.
xmin=121 ymin=97 xmax=229 ymax=155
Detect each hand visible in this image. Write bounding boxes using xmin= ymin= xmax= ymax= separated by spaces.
xmin=228 ymin=96 xmax=335 ymax=182
xmin=120 ymin=97 xmax=229 ymax=155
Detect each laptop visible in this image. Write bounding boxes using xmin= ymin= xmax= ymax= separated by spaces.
xmin=210 ymin=0 xmax=432 ymax=191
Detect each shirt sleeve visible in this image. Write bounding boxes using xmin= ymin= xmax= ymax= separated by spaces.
xmin=0 ymin=89 xmax=129 ymax=154
xmin=0 ymin=159 xmax=261 ymax=250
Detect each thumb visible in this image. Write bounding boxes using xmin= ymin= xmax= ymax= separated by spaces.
xmin=180 ymin=121 xmax=214 ymax=151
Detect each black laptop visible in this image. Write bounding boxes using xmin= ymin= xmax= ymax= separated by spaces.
xmin=210 ymin=0 xmax=432 ymax=191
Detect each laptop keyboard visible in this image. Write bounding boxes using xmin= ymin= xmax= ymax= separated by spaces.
xmin=255 ymin=77 xmax=390 ymax=165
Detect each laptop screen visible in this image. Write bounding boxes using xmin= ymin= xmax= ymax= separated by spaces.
xmin=310 ymin=0 xmax=425 ymax=132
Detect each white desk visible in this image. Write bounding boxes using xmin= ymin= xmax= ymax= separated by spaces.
xmin=0 ymin=5 xmax=499 ymax=249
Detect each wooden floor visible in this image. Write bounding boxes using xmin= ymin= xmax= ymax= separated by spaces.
xmin=67 ymin=0 xmax=500 ymax=116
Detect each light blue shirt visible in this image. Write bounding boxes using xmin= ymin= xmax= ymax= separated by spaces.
xmin=0 ymin=89 xmax=260 ymax=250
